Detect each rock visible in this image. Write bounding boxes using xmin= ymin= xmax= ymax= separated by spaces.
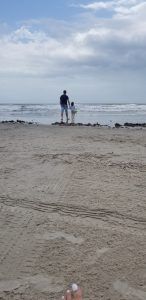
xmin=16 ymin=119 xmax=25 ymax=123
xmin=124 ymin=122 xmax=146 ymax=127
xmin=115 ymin=123 xmax=122 ymax=128
xmin=76 ymin=123 xmax=84 ymax=126
xmin=1 ymin=120 xmax=15 ymax=123
xmin=0 ymin=120 xmax=35 ymax=125
xmin=92 ymin=122 xmax=100 ymax=127
xmin=52 ymin=122 xmax=60 ymax=125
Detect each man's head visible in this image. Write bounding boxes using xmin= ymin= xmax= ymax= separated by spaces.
xmin=63 ymin=90 xmax=67 ymax=94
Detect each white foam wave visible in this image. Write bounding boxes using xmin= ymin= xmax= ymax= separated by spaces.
xmin=0 ymin=103 xmax=146 ymax=114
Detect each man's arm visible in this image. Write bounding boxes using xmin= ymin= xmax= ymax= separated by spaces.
xmin=67 ymin=97 xmax=70 ymax=107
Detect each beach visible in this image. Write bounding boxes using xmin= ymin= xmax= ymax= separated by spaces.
xmin=0 ymin=123 xmax=146 ymax=300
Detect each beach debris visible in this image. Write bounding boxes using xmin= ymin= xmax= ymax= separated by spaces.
xmin=124 ymin=122 xmax=146 ymax=127
xmin=115 ymin=123 xmax=122 ymax=128
xmin=2 ymin=120 xmax=146 ymax=127
xmin=52 ymin=121 xmax=101 ymax=127
xmin=0 ymin=120 xmax=36 ymax=125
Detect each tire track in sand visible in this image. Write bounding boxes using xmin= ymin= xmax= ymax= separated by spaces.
xmin=1 ymin=196 xmax=146 ymax=230
xmin=0 ymin=164 xmax=74 ymax=278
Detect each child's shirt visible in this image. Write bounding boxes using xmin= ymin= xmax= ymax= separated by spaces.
xmin=70 ymin=105 xmax=77 ymax=113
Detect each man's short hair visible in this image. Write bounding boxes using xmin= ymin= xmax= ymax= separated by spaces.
xmin=63 ymin=90 xmax=66 ymax=94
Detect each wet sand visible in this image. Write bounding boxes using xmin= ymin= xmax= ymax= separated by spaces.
xmin=0 ymin=123 xmax=146 ymax=299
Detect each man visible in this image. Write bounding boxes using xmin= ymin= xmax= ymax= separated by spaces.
xmin=60 ymin=90 xmax=70 ymax=123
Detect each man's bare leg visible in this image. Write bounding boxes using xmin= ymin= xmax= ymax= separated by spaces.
xmin=61 ymin=111 xmax=63 ymax=122
xmin=65 ymin=110 xmax=69 ymax=123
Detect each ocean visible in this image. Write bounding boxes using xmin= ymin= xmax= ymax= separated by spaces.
xmin=0 ymin=103 xmax=146 ymax=126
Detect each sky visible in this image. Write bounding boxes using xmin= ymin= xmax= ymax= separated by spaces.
xmin=0 ymin=0 xmax=146 ymax=103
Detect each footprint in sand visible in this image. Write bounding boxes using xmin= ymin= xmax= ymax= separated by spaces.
xmin=0 ymin=280 xmax=22 ymax=292
xmin=113 ymin=280 xmax=146 ymax=300
xmin=86 ymin=247 xmax=110 ymax=265
xmin=0 ymin=275 xmax=63 ymax=293
xmin=35 ymin=231 xmax=84 ymax=245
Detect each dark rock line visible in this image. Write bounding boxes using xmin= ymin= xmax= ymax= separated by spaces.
xmin=0 ymin=120 xmax=146 ymax=128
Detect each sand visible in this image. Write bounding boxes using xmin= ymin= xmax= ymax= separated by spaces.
xmin=0 ymin=123 xmax=146 ymax=300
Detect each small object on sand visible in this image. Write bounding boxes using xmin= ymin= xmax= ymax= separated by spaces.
xmin=62 ymin=283 xmax=82 ymax=300
xmin=72 ymin=283 xmax=78 ymax=292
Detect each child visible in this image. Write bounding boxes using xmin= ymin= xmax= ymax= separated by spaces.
xmin=70 ymin=102 xmax=77 ymax=124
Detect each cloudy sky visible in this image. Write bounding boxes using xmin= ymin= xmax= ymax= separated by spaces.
xmin=0 ymin=0 xmax=146 ymax=103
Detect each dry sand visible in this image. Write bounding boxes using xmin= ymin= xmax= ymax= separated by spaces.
xmin=0 ymin=123 xmax=146 ymax=300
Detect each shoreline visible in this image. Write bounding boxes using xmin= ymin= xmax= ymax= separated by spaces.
xmin=1 ymin=119 xmax=146 ymax=128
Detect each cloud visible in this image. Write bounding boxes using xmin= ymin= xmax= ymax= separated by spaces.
xmin=77 ymin=0 xmax=146 ymax=12
xmin=0 ymin=25 xmax=93 ymax=78
xmin=79 ymin=1 xmax=114 ymax=10
xmin=114 ymin=2 xmax=146 ymax=18
xmin=0 ymin=0 xmax=146 ymax=81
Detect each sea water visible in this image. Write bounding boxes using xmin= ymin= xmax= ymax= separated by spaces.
xmin=0 ymin=103 xmax=146 ymax=126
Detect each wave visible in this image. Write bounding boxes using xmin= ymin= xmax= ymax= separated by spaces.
xmin=78 ymin=103 xmax=146 ymax=113
xmin=0 ymin=104 xmax=60 ymax=117
xmin=0 ymin=103 xmax=146 ymax=114
xmin=0 ymin=103 xmax=146 ymax=125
